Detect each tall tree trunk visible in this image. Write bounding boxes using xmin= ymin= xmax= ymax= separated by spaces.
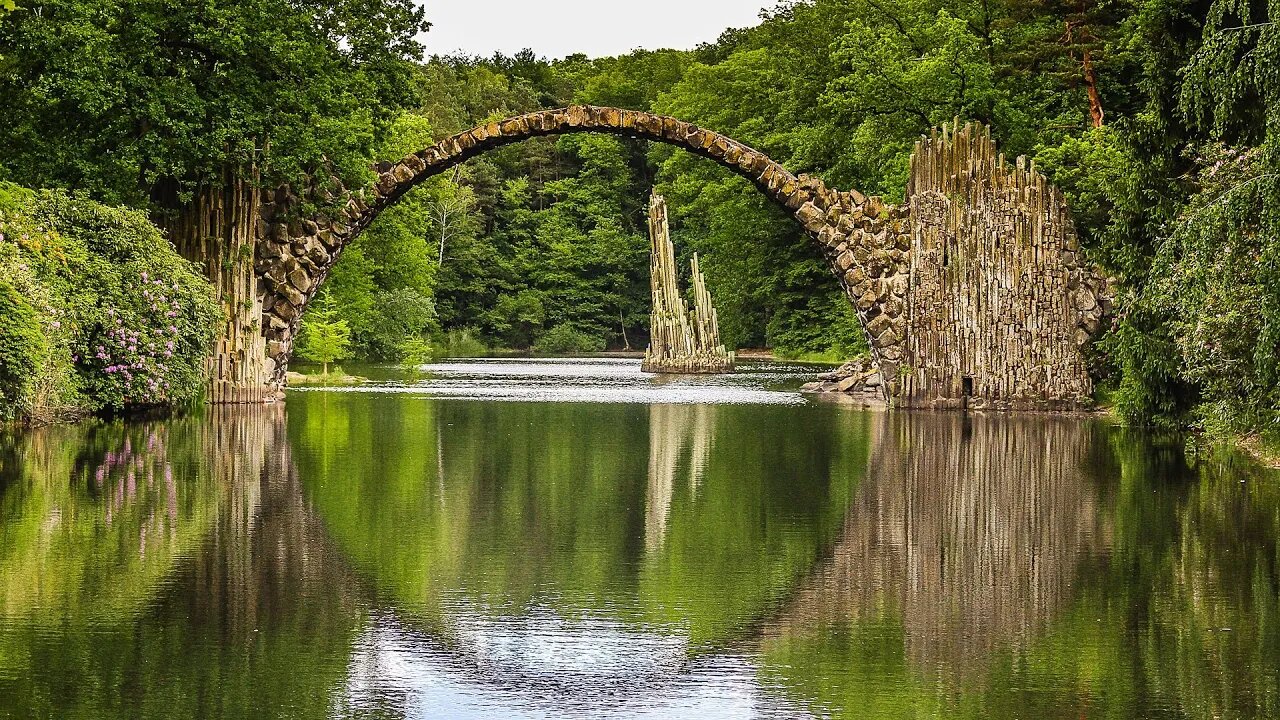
xmin=1082 ymin=49 xmax=1105 ymax=128
xmin=160 ymin=168 xmax=279 ymax=403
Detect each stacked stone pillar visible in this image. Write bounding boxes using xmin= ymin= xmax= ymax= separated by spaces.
xmin=164 ymin=172 xmax=277 ymax=403
xmin=900 ymin=120 xmax=1110 ymax=410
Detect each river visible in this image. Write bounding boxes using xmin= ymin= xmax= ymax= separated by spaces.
xmin=1 ymin=358 xmax=1277 ymax=719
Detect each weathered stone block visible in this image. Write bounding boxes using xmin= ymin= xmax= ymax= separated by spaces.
xmin=273 ymin=298 xmax=298 ymax=321
xmin=287 ymin=267 xmax=311 ymax=293
xmin=873 ymin=327 xmax=900 ymax=348
xmin=1073 ymin=287 xmax=1097 ymax=312
xmin=867 ymin=314 xmax=892 ymax=338
xmin=795 ymin=202 xmax=827 ymax=233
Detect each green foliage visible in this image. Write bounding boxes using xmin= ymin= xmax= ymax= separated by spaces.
xmin=533 ymin=323 xmax=606 ymax=355
xmin=1038 ymin=1 xmax=1280 ymax=439
xmin=319 ymin=113 xmax=475 ymax=360
xmin=0 ymin=0 xmax=428 ymax=207
xmin=440 ymin=328 xmax=488 ymax=359
xmin=398 ymin=337 xmax=435 ymax=367
xmin=362 ymin=288 xmax=439 ymax=362
xmin=0 ymin=279 xmax=44 ymax=418
xmin=296 ymin=301 xmax=352 ymax=373
xmin=0 ymin=189 xmax=218 ymax=418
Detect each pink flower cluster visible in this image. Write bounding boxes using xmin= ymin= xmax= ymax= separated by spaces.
xmin=84 ymin=271 xmax=186 ymax=404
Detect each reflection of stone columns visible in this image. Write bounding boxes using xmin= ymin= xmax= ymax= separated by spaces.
xmin=186 ymin=406 xmax=358 ymax=640
xmin=645 ymin=404 xmax=717 ymax=553
xmin=774 ymin=412 xmax=1111 ymax=678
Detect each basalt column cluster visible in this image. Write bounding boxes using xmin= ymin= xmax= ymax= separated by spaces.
xmin=901 ymin=121 xmax=1111 ymax=410
xmin=642 ymin=192 xmax=735 ymax=374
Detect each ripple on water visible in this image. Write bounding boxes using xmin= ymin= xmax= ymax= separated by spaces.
xmin=337 ymin=609 xmax=812 ymax=720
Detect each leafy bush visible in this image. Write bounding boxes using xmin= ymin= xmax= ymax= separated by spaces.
xmin=398 ymin=338 xmax=435 ymax=366
xmin=440 ymin=328 xmax=488 ymax=358
xmin=0 ymin=279 xmax=45 ymax=419
xmin=296 ymin=300 xmax=353 ymax=375
xmin=0 ymin=187 xmax=218 ymax=419
xmin=362 ymin=288 xmax=440 ymax=361
xmin=533 ymin=324 xmax=606 ymax=355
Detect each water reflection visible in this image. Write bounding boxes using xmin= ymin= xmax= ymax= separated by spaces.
xmin=289 ymin=392 xmax=866 ymax=641
xmin=771 ymin=414 xmax=1112 ymax=679
xmin=340 ymin=613 xmax=810 ymax=720
xmin=764 ymin=415 xmax=1280 ymax=719
xmin=283 ymin=391 xmax=867 ymax=716
xmin=0 ymin=373 xmax=1277 ymax=719
xmin=645 ymin=404 xmax=716 ymax=553
xmin=0 ymin=408 xmax=362 ymax=717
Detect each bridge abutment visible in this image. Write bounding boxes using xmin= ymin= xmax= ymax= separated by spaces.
xmin=164 ymin=174 xmax=281 ymax=403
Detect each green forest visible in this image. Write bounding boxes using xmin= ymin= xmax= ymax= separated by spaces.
xmin=0 ymin=0 xmax=1277 ymax=439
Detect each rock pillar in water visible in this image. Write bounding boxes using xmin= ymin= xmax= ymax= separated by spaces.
xmin=642 ymin=191 xmax=735 ymax=373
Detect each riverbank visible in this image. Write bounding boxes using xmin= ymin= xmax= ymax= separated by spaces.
xmin=1237 ymin=435 xmax=1280 ymax=470
xmin=286 ymin=370 xmax=367 ymax=387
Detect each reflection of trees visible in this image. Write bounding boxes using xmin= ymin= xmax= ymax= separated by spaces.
xmin=765 ymin=417 xmax=1280 ymax=720
xmin=292 ymin=393 xmax=867 ymax=647
xmin=772 ymin=412 xmax=1112 ymax=678
xmin=0 ymin=412 xmax=247 ymax=621
xmin=0 ymin=407 xmax=362 ymax=718
xmin=1118 ymin=447 xmax=1280 ymax=720
xmin=645 ymin=404 xmax=716 ymax=553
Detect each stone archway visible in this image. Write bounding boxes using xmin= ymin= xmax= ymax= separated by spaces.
xmin=255 ymin=105 xmax=911 ymax=396
xmin=241 ymin=109 xmax=1107 ymax=411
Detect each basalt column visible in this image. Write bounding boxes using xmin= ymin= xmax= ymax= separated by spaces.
xmin=642 ymin=192 xmax=735 ymax=374
xmin=901 ymin=121 xmax=1111 ymax=410
xmin=162 ymin=171 xmax=278 ymax=404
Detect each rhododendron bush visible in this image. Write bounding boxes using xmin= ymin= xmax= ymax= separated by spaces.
xmin=0 ymin=185 xmax=217 ymax=420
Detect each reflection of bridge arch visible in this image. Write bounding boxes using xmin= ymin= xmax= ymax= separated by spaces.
xmin=257 ymin=105 xmax=912 ymax=389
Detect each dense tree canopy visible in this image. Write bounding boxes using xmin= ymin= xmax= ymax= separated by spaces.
xmin=0 ymin=0 xmax=428 ymax=208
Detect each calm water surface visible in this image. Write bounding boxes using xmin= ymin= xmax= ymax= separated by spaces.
xmin=1 ymin=358 xmax=1278 ymax=719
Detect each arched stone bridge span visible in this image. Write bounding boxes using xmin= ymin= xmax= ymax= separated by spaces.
xmin=248 ymin=106 xmax=1108 ymax=410
xmin=257 ymin=105 xmax=912 ymax=393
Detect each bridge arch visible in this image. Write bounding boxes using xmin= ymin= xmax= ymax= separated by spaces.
xmin=356 ymin=105 xmax=839 ymax=235
xmin=255 ymin=105 xmax=910 ymax=391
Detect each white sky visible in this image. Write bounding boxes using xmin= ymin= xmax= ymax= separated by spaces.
xmin=416 ymin=1 xmax=775 ymax=60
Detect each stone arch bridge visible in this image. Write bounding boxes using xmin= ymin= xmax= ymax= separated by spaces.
xmin=221 ymin=105 xmax=1108 ymax=410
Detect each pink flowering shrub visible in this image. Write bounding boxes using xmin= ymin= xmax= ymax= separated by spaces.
xmin=0 ymin=186 xmax=218 ymax=416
